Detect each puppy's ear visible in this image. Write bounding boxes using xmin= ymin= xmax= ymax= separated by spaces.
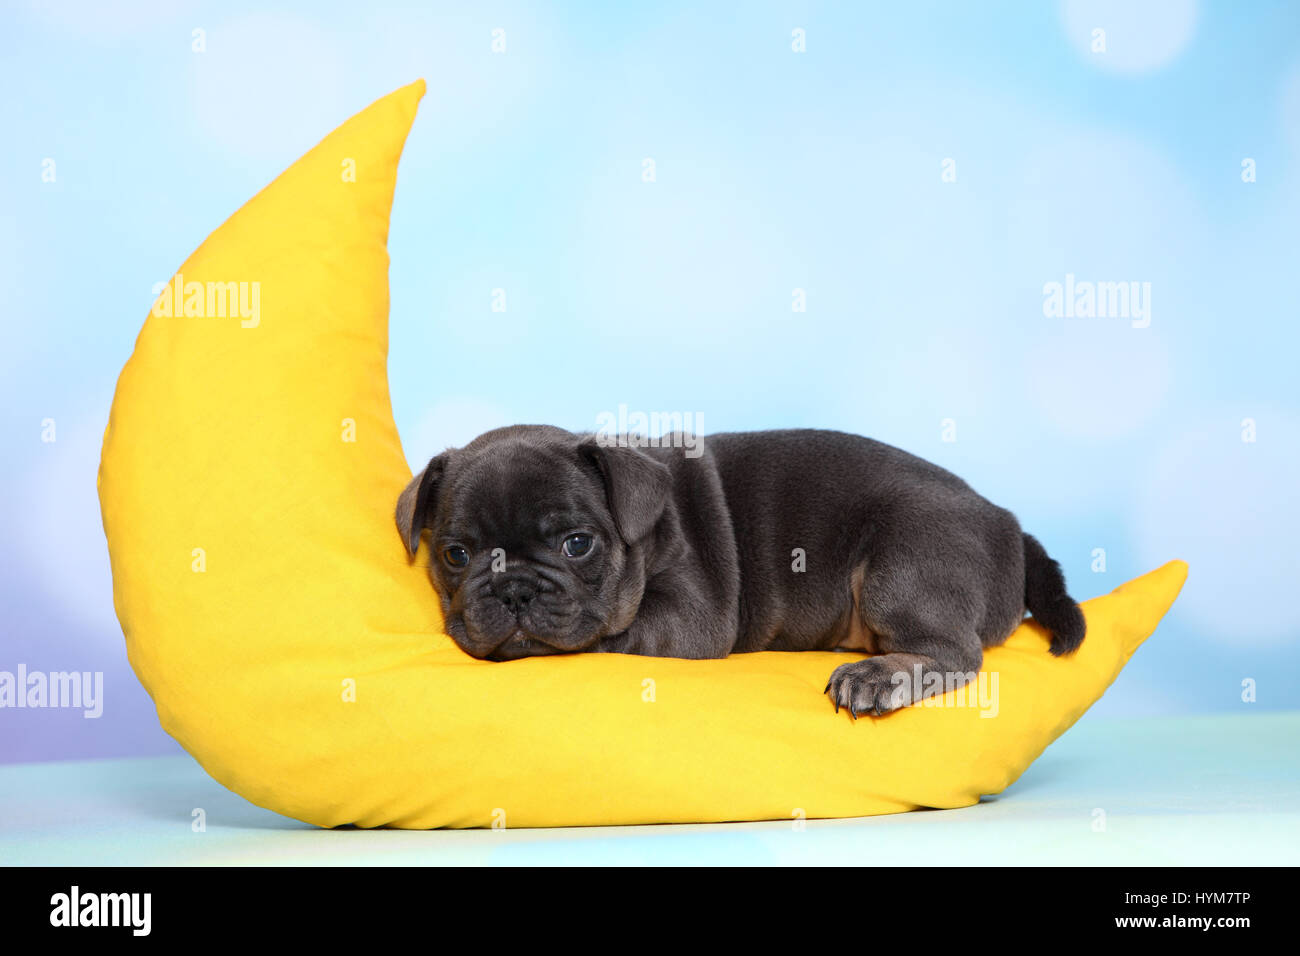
xmin=578 ymin=440 xmax=672 ymax=544
xmin=396 ymin=453 xmax=449 ymax=556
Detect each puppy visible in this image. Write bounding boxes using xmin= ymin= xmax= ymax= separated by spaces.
xmin=397 ymin=425 xmax=1085 ymax=717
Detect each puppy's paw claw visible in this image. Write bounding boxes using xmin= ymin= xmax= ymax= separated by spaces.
xmin=824 ymin=659 xmax=909 ymax=719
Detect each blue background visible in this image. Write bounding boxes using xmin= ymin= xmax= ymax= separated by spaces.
xmin=2 ymin=0 xmax=1297 ymax=763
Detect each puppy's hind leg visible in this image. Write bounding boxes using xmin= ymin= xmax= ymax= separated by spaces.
xmin=824 ymin=606 xmax=984 ymax=719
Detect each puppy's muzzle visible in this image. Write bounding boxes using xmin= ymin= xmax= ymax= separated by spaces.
xmin=493 ymin=575 xmax=537 ymax=616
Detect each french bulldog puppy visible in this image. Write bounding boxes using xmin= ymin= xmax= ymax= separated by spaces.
xmin=397 ymin=425 xmax=1085 ymax=717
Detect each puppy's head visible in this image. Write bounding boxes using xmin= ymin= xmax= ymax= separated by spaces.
xmin=396 ymin=425 xmax=671 ymax=661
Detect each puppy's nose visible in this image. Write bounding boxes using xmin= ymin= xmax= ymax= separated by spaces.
xmin=496 ymin=579 xmax=536 ymax=615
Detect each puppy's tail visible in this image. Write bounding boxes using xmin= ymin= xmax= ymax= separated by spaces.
xmin=1022 ymin=533 xmax=1086 ymax=656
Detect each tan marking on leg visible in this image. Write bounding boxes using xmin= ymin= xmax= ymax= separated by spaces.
xmin=835 ymin=563 xmax=878 ymax=652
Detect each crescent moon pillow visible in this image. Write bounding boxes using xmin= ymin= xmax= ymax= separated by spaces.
xmin=97 ymin=80 xmax=1188 ymax=829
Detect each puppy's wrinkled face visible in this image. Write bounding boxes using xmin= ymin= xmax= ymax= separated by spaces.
xmin=396 ymin=425 xmax=667 ymax=661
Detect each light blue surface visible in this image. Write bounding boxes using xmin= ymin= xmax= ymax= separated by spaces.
xmin=3 ymin=712 xmax=1296 ymax=865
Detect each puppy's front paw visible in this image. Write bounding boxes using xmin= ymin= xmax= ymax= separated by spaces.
xmin=824 ymin=659 xmax=909 ymax=719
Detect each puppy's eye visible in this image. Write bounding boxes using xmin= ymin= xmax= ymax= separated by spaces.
xmin=561 ymin=533 xmax=594 ymax=558
xmin=443 ymin=546 xmax=470 ymax=569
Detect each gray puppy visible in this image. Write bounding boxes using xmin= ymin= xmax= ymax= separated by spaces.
xmin=397 ymin=425 xmax=1085 ymax=717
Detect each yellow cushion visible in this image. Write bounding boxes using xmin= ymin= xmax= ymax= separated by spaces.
xmin=98 ymin=80 xmax=1188 ymax=829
